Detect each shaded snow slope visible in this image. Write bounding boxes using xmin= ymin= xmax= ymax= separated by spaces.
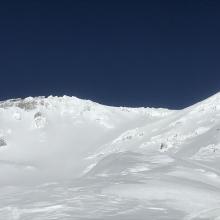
xmin=0 ymin=93 xmax=220 ymax=219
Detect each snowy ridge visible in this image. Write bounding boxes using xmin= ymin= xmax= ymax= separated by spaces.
xmin=0 ymin=93 xmax=220 ymax=219
xmin=0 ymin=95 xmax=172 ymax=114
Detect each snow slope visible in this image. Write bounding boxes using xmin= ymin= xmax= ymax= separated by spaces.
xmin=0 ymin=93 xmax=220 ymax=219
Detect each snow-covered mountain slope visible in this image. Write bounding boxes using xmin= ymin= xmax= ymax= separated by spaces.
xmin=0 ymin=93 xmax=220 ymax=220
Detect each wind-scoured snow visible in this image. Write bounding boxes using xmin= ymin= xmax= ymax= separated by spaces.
xmin=0 ymin=93 xmax=220 ymax=219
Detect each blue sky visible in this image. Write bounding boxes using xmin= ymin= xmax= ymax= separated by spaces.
xmin=0 ymin=0 xmax=220 ymax=109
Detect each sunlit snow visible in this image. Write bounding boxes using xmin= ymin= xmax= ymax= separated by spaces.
xmin=0 ymin=93 xmax=220 ymax=219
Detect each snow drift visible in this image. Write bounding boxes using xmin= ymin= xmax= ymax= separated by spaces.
xmin=0 ymin=93 xmax=220 ymax=219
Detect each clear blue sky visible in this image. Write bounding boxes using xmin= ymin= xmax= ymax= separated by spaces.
xmin=0 ymin=0 xmax=219 ymax=109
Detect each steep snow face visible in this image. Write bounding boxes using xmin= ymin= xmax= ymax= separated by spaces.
xmin=0 ymin=93 xmax=220 ymax=220
xmin=0 ymin=96 xmax=171 ymax=184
